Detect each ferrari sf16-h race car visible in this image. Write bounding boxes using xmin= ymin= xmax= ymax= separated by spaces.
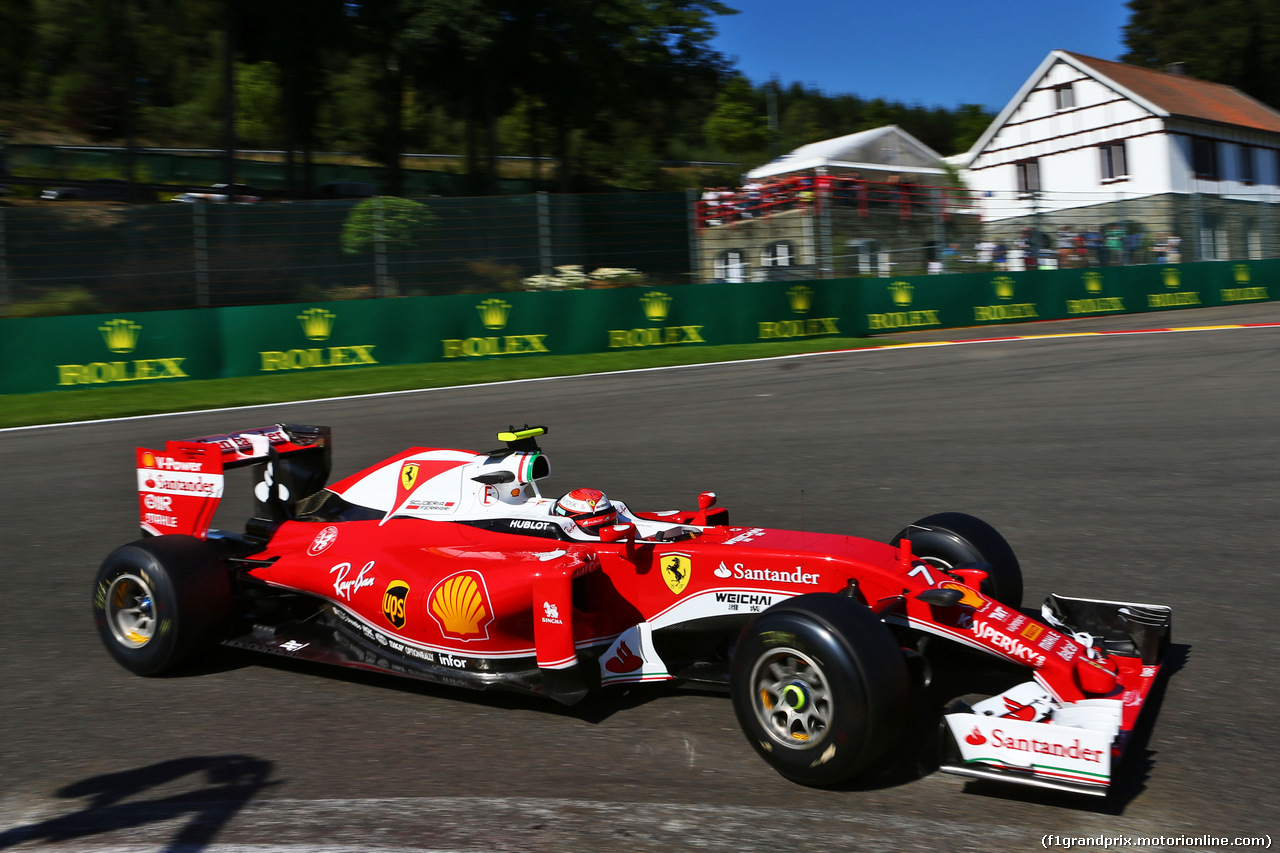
xmin=93 ymin=424 xmax=1172 ymax=795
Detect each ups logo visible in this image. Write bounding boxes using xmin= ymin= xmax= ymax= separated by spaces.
xmin=383 ymin=580 xmax=410 ymax=629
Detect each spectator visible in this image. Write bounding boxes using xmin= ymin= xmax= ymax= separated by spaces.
xmin=1057 ymin=227 xmax=1077 ymax=268
xmin=1165 ymin=233 xmax=1181 ymax=263
xmin=1106 ymin=225 xmax=1125 ymax=265
xmin=1084 ymin=227 xmax=1103 ymax=266
xmin=993 ymin=242 xmax=1008 ymax=270
xmin=1126 ymin=229 xmax=1146 ymax=265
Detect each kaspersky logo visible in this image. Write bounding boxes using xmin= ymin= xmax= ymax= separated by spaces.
xmin=477 ymin=298 xmax=512 ymax=330
xmin=298 ymin=307 xmax=336 ymax=340
xmin=444 ymin=298 xmax=550 ymax=358
xmin=58 ymin=319 xmax=188 ymax=387
xmin=609 ymin=291 xmax=703 ymax=349
xmin=1223 ymin=263 xmax=1269 ymax=303
xmin=759 ymin=284 xmax=838 ymax=340
xmin=640 ymin=291 xmax=672 ymax=323
xmin=261 ymin=306 xmax=378 ymax=372
xmin=973 ymin=276 xmax=1038 ymax=324
xmin=867 ymin=281 xmax=941 ymax=331
xmin=1068 ymin=272 xmax=1124 ymax=315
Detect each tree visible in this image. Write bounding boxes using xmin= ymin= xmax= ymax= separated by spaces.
xmin=1123 ymin=0 xmax=1280 ymax=110
xmin=703 ymin=75 xmax=768 ymax=154
xmin=340 ymin=197 xmax=437 ymax=254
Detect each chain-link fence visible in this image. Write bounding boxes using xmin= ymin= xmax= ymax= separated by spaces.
xmin=0 ymin=192 xmax=695 ymax=316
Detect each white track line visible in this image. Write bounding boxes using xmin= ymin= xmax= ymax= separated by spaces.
xmin=4 ymin=321 xmax=1278 ymax=434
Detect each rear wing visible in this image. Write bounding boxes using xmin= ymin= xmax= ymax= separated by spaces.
xmin=137 ymin=424 xmax=331 ymax=538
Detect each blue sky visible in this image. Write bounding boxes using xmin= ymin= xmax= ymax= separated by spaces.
xmin=708 ymin=0 xmax=1132 ymax=111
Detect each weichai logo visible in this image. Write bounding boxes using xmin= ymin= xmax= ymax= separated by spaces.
xmin=443 ymin=299 xmax=550 ymax=358
xmin=382 ymin=580 xmax=410 ymax=629
xmin=57 ymin=319 xmax=189 ymax=386
xmin=260 ymin=307 xmax=379 ymax=372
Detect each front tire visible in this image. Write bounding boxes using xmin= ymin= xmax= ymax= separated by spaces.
xmin=892 ymin=512 xmax=1023 ymax=609
xmin=92 ymin=536 xmax=232 ymax=676
xmin=730 ymin=594 xmax=910 ymax=787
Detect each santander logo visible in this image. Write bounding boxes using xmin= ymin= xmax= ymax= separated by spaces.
xmin=966 ymin=727 xmax=986 ymax=746
xmin=606 ymin=641 xmax=643 ymax=673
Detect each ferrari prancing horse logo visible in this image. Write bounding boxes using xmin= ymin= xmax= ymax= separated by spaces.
xmin=662 ymin=553 xmax=692 ymax=595
xmin=400 ymin=462 xmax=420 ymax=491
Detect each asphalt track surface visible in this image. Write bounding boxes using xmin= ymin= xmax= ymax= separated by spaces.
xmin=2 ymin=303 xmax=1279 ymax=852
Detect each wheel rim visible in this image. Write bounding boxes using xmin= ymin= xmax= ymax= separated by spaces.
xmin=749 ymin=647 xmax=832 ymax=749
xmin=106 ymin=574 xmax=156 ymax=648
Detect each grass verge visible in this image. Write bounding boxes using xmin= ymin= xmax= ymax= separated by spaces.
xmin=2 ymin=337 xmax=892 ymax=429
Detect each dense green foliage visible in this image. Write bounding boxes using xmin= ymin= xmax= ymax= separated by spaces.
xmin=0 ymin=0 xmax=996 ymax=192
xmin=1123 ymin=0 xmax=1280 ymax=109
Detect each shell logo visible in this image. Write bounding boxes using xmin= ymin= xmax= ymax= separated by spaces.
xmin=939 ymin=581 xmax=986 ymax=608
xmin=429 ymin=571 xmax=493 ymax=640
xmin=141 ymin=452 xmax=156 ymax=468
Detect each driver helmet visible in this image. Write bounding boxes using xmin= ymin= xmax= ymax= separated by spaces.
xmin=553 ymin=487 xmax=617 ymax=534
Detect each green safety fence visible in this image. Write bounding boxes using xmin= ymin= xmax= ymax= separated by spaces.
xmin=2 ymin=260 xmax=1274 ymax=395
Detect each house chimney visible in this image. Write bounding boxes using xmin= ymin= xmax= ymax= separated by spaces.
xmin=1164 ymin=62 xmax=1187 ymax=76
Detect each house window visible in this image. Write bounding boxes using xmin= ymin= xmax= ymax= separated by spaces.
xmin=1191 ymin=137 xmax=1219 ymax=179
xmin=762 ymin=241 xmax=795 ymax=267
xmin=1100 ymin=142 xmax=1128 ymax=180
xmin=1054 ymin=84 xmax=1075 ymax=111
xmin=1239 ymin=145 xmax=1255 ymax=185
xmin=1015 ymin=159 xmax=1041 ymax=196
xmin=714 ymin=250 xmax=745 ymax=283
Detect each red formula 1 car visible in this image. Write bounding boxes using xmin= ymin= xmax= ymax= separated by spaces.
xmin=93 ymin=424 xmax=1172 ymax=795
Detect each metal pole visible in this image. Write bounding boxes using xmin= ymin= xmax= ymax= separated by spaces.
xmin=374 ymin=196 xmax=389 ymax=296
xmin=193 ymin=202 xmax=210 ymax=308
xmin=686 ymin=188 xmax=699 ymax=283
xmin=0 ymin=206 xmax=10 ymax=315
xmin=538 ymin=191 xmax=552 ymax=275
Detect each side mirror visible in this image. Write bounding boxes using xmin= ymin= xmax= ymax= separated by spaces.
xmin=599 ymin=523 xmax=637 ymax=543
xmin=697 ymin=491 xmax=717 ymax=510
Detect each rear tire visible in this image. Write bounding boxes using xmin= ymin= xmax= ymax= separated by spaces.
xmin=730 ymin=593 xmax=910 ymax=787
xmin=92 ymin=535 xmax=232 ymax=676
xmin=892 ymin=512 xmax=1023 ymax=609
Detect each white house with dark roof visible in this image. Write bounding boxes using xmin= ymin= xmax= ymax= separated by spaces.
xmin=951 ymin=50 xmax=1280 ymax=260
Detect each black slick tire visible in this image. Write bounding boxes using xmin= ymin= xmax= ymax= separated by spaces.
xmin=892 ymin=511 xmax=1023 ymax=609
xmin=92 ymin=535 xmax=232 ymax=676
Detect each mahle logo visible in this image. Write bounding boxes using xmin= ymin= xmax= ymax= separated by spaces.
xmin=787 ymin=285 xmax=813 ymax=314
xmin=889 ymin=281 xmax=914 ymax=307
xmin=298 ymin=307 xmax=336 ymax=341
xmin=477 ymin=298 xmax=512 ymax=330
xmin=100 ymin=319 xmax=142 ymax=353
xmin=1161 ymin=267 xmax=1181 ymax=289
xmin=641 ymin=291 xmax=673 ymax=323
xmin=992 ymin=276 xmax=1015 ymax=301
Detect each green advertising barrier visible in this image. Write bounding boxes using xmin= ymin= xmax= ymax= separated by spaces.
xmin=2 ymin=261 xmax=1274 ymax=395
xmin=0 ymin=309 xmax=223 ymax=395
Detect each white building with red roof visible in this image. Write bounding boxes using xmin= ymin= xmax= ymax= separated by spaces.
xmin=952 ymin=50 xmax=1280 ymax=260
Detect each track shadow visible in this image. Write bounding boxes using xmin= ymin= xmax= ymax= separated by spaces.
xmin=0 ymin=755 xmax=279 ymax=852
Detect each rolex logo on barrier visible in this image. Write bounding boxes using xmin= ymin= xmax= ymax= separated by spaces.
xmin=1222 ymin=263 xmax=1268 ymax=303
xmin=477 ymin=298 xmax=512 ymax=330
xmin=787 ymin=285 xmax=813 ymax=314
xmin=1162 ymin=267 xmax=1181 ymax=289
xmin=973 ymin=277 xmax=1038 ymax=324
xmin=100 ymin=319 xmax=142 ymax=353
xmin=993 ymin=276 xmax=1015 ymax=301
xmin=610 ymin=291 xmax=703 ymax=349
xmin=1149 ymin=261 xmax=1200 ymax=309
xmin=759 ymin=284 xmax=838 ymax=340
xmin=298 ymin=307 xmax=336 ymax=341
xmin=443 ymin=298 xmax=550 ymax=359
xmin=58 ymin=319 xmax=188 ymax=386
xmin=889 ymin=281 xmax=914 ymax=307
xmin=1068 ymin=271 xmax=1124 ymax=315
xmin=260 ymin=306 xmax=378 ymax=373
xmin=867 ymin=281 xmax=942 ymax=331
xmin=640 ymin=291 xmax=672 ymax=323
